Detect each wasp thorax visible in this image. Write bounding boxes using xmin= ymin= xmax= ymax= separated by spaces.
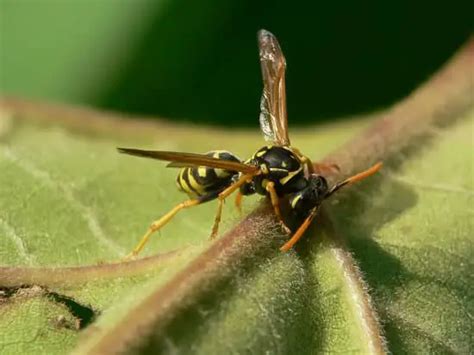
xmin=249 ymin=146 xmax=306 ymax=196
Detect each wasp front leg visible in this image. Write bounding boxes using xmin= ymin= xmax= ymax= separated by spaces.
xmin=235 ymin=191 xmax=244 ymax=214
xmin=280 ymin=206 xmax=319 ymax=252
xmin=265 ymin=181 xmax=292 ymax=235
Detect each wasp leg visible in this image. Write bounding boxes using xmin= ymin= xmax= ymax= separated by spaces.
xmin=210 ymin=173 xmax=256 ymax=239
xmin=292 ymin=147 xmax=315 ymax=175
xmin=294 ymin=147 xmax=339 ymax=176
xmin=124 ymin=193 xmax=217 ymax=260
xmin=280 ymin=207 xmax=319 ymax=252
xmin=265 ymin=181 xmax=292 ymax=235
xmin=235 ymin=191 xmax=243 ymax=214
xmin=326 ymin=162 xmax=383 ymax=198
xmin=300 ymin=155 xmax=315 ymax=175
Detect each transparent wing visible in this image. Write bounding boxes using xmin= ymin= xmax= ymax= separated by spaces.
xmin=117 ymin=148 xmax=258 ymax=174
xmin=258 ymin=29 xmax=290 ymax=146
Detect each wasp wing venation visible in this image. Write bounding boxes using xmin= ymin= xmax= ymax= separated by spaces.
xmin=258 ymin=29 xmax=290 ymax=146
xmin=259 ymin=92 xmax=276 ymax=143
xmin=166 ymin=161 xmax=199 ymax=168
xmin=117 ymin=148 xmax=258 ymax=174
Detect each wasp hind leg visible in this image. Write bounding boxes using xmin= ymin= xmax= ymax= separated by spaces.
xmin=210 ymin=173 xmax=256 ymax=239
xmin=124 ymin=192 xmax=218 ymax=260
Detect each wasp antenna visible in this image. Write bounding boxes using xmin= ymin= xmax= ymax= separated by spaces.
xmin=326 ymin=162 xmax=383 ymax=198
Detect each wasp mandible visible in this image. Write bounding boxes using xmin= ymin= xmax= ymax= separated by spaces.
xmin=118 ymin=29 xmax=382 ymax=258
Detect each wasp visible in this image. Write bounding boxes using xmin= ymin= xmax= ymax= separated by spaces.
xmin=118 ymin=29 xmax=382 ymax=258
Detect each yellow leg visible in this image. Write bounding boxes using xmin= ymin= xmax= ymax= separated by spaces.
xmin=265 ymin=181 xmax=291 ymax=235
xmin=235 ymin=191 xmax=243 ymax=214
xmin=124 ymin=199 xmax=200 ymax=260
xmin=294 ymin=147 xmax=339 ymax=176
xmin=300 ymin=155 xmax=315 ymax=175
xmin=210 ymin=173 xmax=255 ymax=239
xmin=280 ymin=207 xmax=319 ymax=252
xmin=292 ymin=147 xmax=315 ymax=175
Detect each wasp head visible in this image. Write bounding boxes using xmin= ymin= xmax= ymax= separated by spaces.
xmin=289 ymin=174 xmax=329 ymax=217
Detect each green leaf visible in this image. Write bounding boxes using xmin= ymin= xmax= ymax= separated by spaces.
xmin=1 ymin=40 xmax=473 ymax=354
xmin=325 ymin=112 xmax=473 ymax=354
xmin=0 ymin=103 xmax=367 ymax=354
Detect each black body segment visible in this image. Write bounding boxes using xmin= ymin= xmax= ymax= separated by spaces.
xmin=289 ymin=175 xmax=329 ymax=217
xmin=241 ymin=145 xmax=307 ymax=197
xmin=176 ymin=150 xmax=241 ymax=198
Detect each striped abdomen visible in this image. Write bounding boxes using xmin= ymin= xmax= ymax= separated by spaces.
xmin=176 ymin=150 xmax=240 ymax=198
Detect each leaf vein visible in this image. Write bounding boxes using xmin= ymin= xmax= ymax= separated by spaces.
xmin=1 ymin=147 xmax=125 ymax=256
xmin=387 ymin=175 xmax=474 ymax=195
xmin=0 ymin=217 xmax=35 ymax=265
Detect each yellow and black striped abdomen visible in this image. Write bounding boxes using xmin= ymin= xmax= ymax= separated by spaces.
xmin=176 ymin=150 xmax=240 ymax=198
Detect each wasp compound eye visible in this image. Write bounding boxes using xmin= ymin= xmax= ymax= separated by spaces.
xmin=309 ymin=174 xmax=329 ymax=195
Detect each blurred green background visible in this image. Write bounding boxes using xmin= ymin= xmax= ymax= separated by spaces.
xmin=0 ymin=0 xmax=472 ymax=126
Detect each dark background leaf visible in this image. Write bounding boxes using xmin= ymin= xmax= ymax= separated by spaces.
xmin=1 ymin=0 xmax=472 ymax=125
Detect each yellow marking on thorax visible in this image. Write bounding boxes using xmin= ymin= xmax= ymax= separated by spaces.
xmin=260 ymin=164 xmax=269 ymax=174
xmin=269 ymin=167 xmax=287 ymax=172
xmin=283 ymin=146 xmax=303 ymax=163
xmin=279 ymin=167 xmax=302 ymax=185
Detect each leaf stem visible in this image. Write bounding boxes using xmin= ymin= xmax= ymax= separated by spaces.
xmin=0 ymin=249 xmax=184 ymax=287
